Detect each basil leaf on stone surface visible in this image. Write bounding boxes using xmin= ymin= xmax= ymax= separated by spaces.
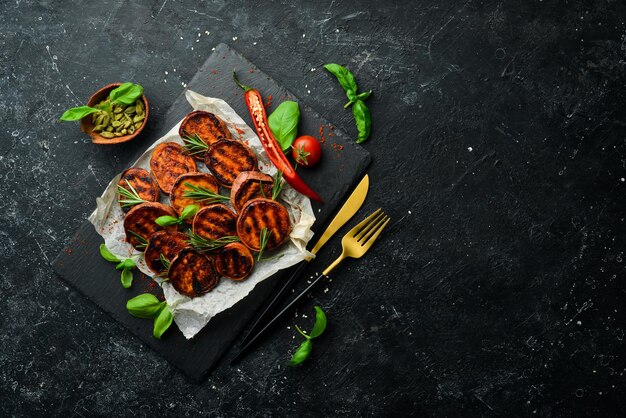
xmin=153 ymin=305 xmax=173 ymax=339
xmin=121 ymin=268 xmax=133 ymax=289
xmin=126 ymin=294 xmax=164 ymax=319
xmin=287 ymin=306 xmax=328 ymax=366
xmin=356 ymin=90 xmax=372 ymax=101
xmin=100 ymin=244 xmax=121 ymax=263
xmin=115 ymin=258 xmax=136 ymax=271
xmin=323 ymin=63 xmax=358 ymax=98
xmin=352 ymin=100 xmax=371 ymax=143
xmin=59 ymin=105 xmax=100 ymax=121
xmin=309 ymin=306 xmax=327 ymax=339
xmin=288 ymin=339 xmax=312 ymax=366
xmin=268 ymin=101 xmax=300 ymax=151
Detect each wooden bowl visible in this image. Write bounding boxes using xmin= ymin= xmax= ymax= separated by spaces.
xmin=80 ymin=83 xmax=149 ymax=145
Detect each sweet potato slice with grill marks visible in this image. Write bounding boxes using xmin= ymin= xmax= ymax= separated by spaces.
xmin=192 ymin=204 xmax=238 ymax=240
xmin=237 ymin=198 xmax=291 ymax=252
xmin=170 ymin=172 xmax=221 ymax=219
xmin=179 ymin=110 xmax=231 ymax=155
xmin=117 ymin=168 xmax=159 ymax=212
xmin=150 ymin=142 xmax=197 ymax=194
xmin=215 ymin=242 xmax=254 ymax=281
xmin=123 ymin=202 xmax=178 ymax=250
xmin=169 ymin=248 xmax=219 ymax=297
xmin=205 ymin=139 xmax=257 ymax=188
xmin=144 ymin=231 xmax=189 ymax=275
xmin=230 ymin=171 xmax=274 ymax=212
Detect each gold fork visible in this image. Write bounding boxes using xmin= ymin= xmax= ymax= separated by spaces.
xmin=321 ymin=208 xmax=390 ymax=276
xmin=231 ymin=209 xmax=390 ymax=364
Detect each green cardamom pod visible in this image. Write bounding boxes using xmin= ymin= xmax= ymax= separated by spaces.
xmin=100 ymin=131 xmax=115 ymax=138
xmin=133 ymin=114 xmax=145 ymax=123
xmin=134 ymin=121 xmax=142 ymax=129
xmin=124 ymin=106 xmax=135 ymax=114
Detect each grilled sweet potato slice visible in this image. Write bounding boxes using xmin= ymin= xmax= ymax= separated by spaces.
xmin=230 ymin=171 xmax=274 ymax=212
xmin=192 ymin=204 xmax=238 ymax=240
xmin=205 ymin=139 xmax=257 ymax=187
xmin=117 ymin=168 xmax=159 ymax=212
xmin=169 ymin=248 xmax=219 ymax=297
xmin=179 ymin=110 xmax=232 ymax=150
xmin=170 ymin=172 xmax=221 ymax=218
xmin=215 ymin=242 xmax=254 ymax=281
xmin=237 ymin=198 xmax=291 ymax=251
xmin=123 ymin=202 xmax=178 ymax=250
xmin=150 ymin=142 xmax=197 ymax=194
xmin=144 ymin=231 xmax=189 ymax=275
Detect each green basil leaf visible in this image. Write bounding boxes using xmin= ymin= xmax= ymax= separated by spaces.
xmin=309 ymin=306 xmax=327 ymax=339
xmin=155 ymin=216 xmax=179 ymax=226
xmin=116 ymin=258 xmax=136 ymax=271
xmin=153 ymin=305 xmax=173 ymax=339
xmin=99 ymin=244 xmax=121 ymax=263
xmin=356 ymin=90 xmax=372 ymax=101
xmin=110 ymin=83 xmax=144 ymax=105
xmin=59 ymin=106 xmax=100 ymax=121
xmin=352 ymin=100 xmax=371 ymax=143
xmin=121 ymin=268 xmax=133 ymax=288
xmin=268 ymin=101 xmax=300 ymax=151
xmin=288 ymin=339 xmax=312 ymax=366
xmin=126 ymin=294 xmax=163 ymax=318
xmin=108 ymin=82 xmax=133 ymax=101
xmin=180 ymin=204 xmax=199 ymax=221
xmin=323 ymin=63 xmax=358 ymax=98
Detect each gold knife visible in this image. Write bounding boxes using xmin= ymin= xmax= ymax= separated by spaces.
xmin=238 ymin=174 xmax=370 ymax=346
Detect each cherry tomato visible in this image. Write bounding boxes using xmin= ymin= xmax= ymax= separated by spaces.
xmin=291 ymin=135 xmax=322 ymax=167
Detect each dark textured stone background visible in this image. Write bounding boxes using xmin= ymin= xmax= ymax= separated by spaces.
xmin=1 ymin=0 xmax=624 ymax=416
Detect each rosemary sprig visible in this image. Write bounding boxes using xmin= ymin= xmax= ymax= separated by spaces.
xmin=182 ymin=182 xmax=230 ymax=204
xmin=159 ymin=253 xmax=171 ymax=271
xmin=259 ymin=180 xmax=267 ymax=198
xmin=128 ymin=230 xmax=148 ymax=250
xmin=187 ymin=232 xmax=240 ymax=252
xmin=257 ymin=227 xmax=272 ymax=261
xmin=117 ymin=180 xmax=148 ymax=208
xmin=271 ymin=171 xmax=284 ymax=201
xmin=182 ymin=133 xmax=209 ymax=156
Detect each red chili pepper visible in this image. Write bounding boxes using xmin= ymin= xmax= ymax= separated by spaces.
xmin=233 ymin=70 xmax=324 ymax=203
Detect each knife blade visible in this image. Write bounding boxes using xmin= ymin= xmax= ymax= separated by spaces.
xmin=236 ymin=174 xmax=370 ymax=349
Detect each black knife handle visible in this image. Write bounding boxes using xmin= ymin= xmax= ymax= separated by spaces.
xmin=230 ymin=272 xmax=328 ymax=365
xmin=240 ymin=260 xmax=309 ymax=345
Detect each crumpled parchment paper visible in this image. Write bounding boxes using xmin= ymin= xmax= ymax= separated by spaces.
xmin=88 ymin=90 xmax=315 ymax=339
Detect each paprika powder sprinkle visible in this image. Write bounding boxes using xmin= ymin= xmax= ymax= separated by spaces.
xmin=319 ymin=125 xmax=326 ymax=144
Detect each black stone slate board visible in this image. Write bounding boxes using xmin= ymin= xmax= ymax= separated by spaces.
xmin=51 ymin=43 xmax=370 ymax=381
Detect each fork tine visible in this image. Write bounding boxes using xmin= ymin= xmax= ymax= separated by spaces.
xmin=354 ymin=211 xmax=385 ymax=241
xmin=361 ymin=217 xmax=390 ymax=250
xmin=348 ymin=208 xmax=381 ymax=237
xmin=359 ymin=214 xmax=388 ymax=244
